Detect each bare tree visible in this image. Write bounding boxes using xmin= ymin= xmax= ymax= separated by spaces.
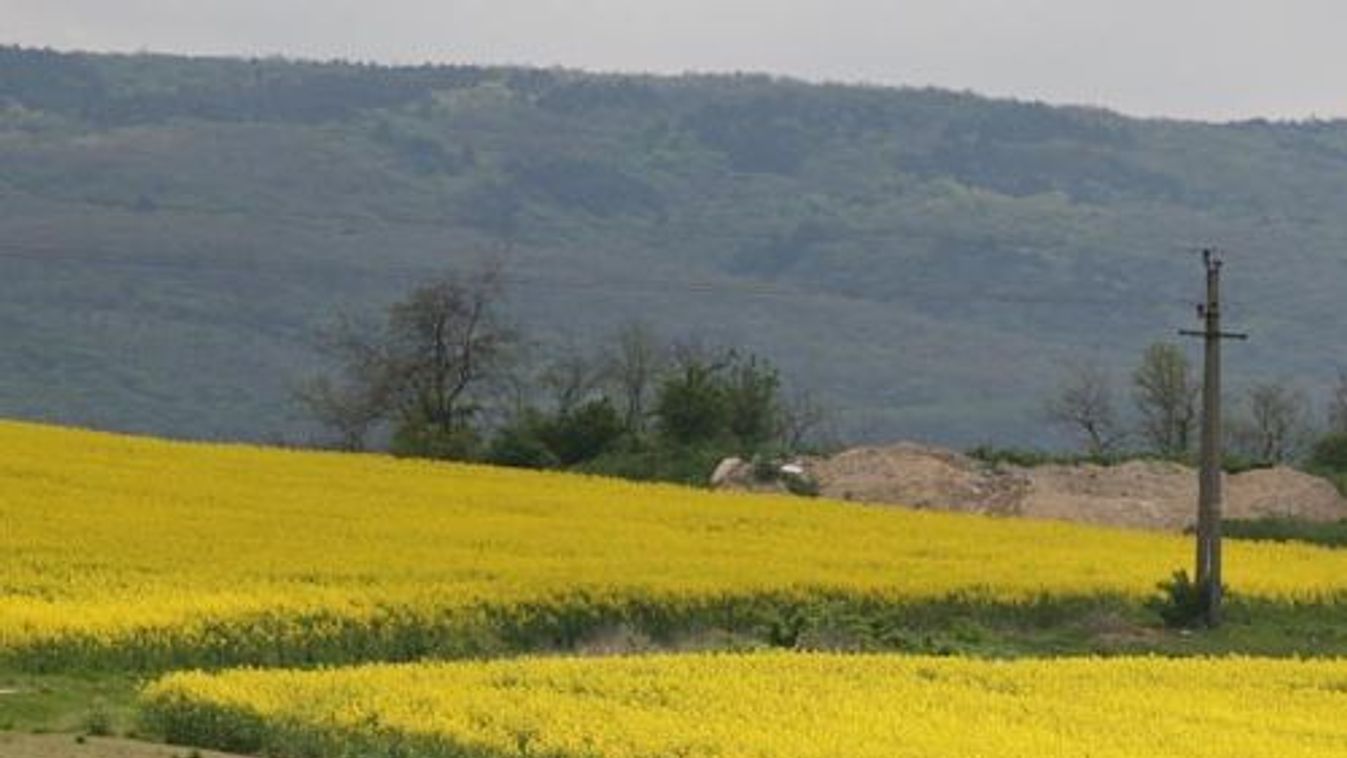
xmin=541 ymin=343 xmax=604 ymax=415
xmin=295 ymin=314 xmax=397 ymax=451
xmin=606 ymin=322 xmax=666 ymax=433
xmin=385 ymin=267 xmax=512 ymax=434
xmin=1329 ymin=369 xmax=1347 ymax=436
xmin=298 ymin=265 xmax=513 ymax=456
xmin=1132 ymin=342 xmax=1199 ymax=458
xmin=1233 ymin=381 xmax=1311 ymax=464
xmin=781 ymin=388 xmax=827 ymax=451
xmin=295 ymin=376 xmax=384 ymax=452
xmin=1044 ymin=360 xmax=1125 ymax=456
xmin=486 ymin=361 xmax=536 ymax=430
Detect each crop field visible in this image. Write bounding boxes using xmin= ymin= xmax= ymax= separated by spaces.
xmin=10 ymin=420 xmax=1347 ymax=755
xmin=140 ymin=652 xmax=1347 ymax=758
xmin=6 ymin=420 xmax=1347 ymax=671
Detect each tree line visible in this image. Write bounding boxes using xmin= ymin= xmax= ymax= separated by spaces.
xmin=296 ymin=267 xmax=825 ymax=485
xmin=1042 ymin=342 xmax=1347 ymax=480
xmin=297 ymin=267 xmax=1347 ymax=491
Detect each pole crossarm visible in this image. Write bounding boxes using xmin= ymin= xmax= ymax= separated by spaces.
xmin=1178 ymin=330 xmax=1248 ymax=340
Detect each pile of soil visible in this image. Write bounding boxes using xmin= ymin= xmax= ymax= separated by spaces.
xmin=1019 ymin=460 xmax=1197 ymax=530
xmin=804 ymin=444 xmax=1029 ymax=516
xmin=1226 ymin=466 xmax=1347 ymax=523
xmin=716 ymin=444 xmax=1347 ymax=532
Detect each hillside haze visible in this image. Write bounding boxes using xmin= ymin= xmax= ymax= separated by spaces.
xmin=3 ymin=47 xmax=1346 ymax=446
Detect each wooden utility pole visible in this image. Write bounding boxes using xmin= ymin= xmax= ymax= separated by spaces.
xmin=1179 ymin=249 xmax=1246 ymax=626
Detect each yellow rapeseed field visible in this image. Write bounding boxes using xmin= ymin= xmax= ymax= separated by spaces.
xmin=3 ymin=419 xmax=1347 ymax=668
xmin=142 ymin=652 xmax=1347 ymax=758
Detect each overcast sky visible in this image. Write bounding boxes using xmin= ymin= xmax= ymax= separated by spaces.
xmin=5 ymin=0 xmax=1347 ymax=122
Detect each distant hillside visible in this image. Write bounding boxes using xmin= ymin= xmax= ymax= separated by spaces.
xmin=3 ymin=47 xmax=1346 ymax=445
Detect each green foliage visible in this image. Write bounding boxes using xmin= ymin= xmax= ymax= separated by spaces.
xmin=1326 ymin=473 xmax=1347 ymax=498
xmin=511 ymin=157 xmax=663 ymax=216
xmin=1302 ymin=432 xmax=1347 ymax=497
xmin=1147 ymin=570 xmax=1218 ymax=629
xmin=1308 ymin=432 xmax=1347 ymax=473
xmin=536 ymin=398 xmax=626 ymax=466
xmin=656 ymin=361 xmax=730 ymax=447
xmin=1222 ymin=517 xmax=1347 ymax=548
xmin=485 ymin=410 xmax=560 ymax=469
xmin=723 ymin=354 xmax=783 ymax=450
xmin=0 ymin=670 xmax=139 ymax=734
xmin=655 ymin=351 xmax=784 ymax=454
xmin=685 ymin=99 xmax=813 ymax=174
xmin=486 ymin=401 xmax=626 ymax=470
xmin=580 ymin=439 xmax=729 ymax=487
xmin=389 ymin=419 xmax=480 ymax=461
xmin=1219 ymin=453 xmax=1276 ymax=475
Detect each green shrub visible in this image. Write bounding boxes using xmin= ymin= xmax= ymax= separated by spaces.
xmin=580 ymin=440 xmax=727 ymax=487
xmin=1307 ymin=433 xmax=1347 ymax=496
xmin=485 ymin=414 xmax=559 ymax=469
xmin=390 ymin=421 xmax=480 ymax=461
xmin=538 ymin=399 xmax=625 ymax=466
xmin=1147 ymin=569 xmax=1217 ymax=628
xmin=655 ymin=361 xmax=730 ymax=447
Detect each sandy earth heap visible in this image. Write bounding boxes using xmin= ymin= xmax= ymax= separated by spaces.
xmin=714 ymin=444 xmax=1347 ymax=531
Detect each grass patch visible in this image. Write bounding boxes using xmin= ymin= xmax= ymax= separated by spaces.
xmin=12 ymin=595 xmax=1347 ymax=741
xmin=1224 ymin=517 xmax=1347 ymax=548
xmin=0 ymin=670 xmax=140 ymax=736
xmin=965 ymin=445 xmax=1274 ymax=474
xmin=0 ymin=592 xmax=1166 ymax=674
xmin=13 ymin=592 xmax=1347 ymax=678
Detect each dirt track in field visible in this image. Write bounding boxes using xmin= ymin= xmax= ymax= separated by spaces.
xmin=0 ymin=734 xmax=248 ymax=758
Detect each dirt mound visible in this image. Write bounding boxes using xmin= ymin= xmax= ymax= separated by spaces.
xmin=722 ymin=443 xmax=1347 ymax=532
xmin=1025 ymin=463 xmax=1347 ymax=530
xmin=1227 ymin=466 xmax=1347 ymax=523
xmin=806 ymin=444 xmax=1028 ymax=516
xmin=1011 ymin=462 xmax=1347 ymax=530
xmin=1018 ymin=460 xmax=1197 ymax=530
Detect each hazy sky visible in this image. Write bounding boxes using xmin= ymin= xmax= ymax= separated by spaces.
xmin=5 ymin=0 xmax=1347 ymax=122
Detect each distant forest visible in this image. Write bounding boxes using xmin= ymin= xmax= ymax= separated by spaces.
xmin=3 ymin=46 xmax=1347 ymax=446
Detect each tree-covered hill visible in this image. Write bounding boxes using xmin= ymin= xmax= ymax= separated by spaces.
xmin=3 ymin=46 xmax=1346 ymax=446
